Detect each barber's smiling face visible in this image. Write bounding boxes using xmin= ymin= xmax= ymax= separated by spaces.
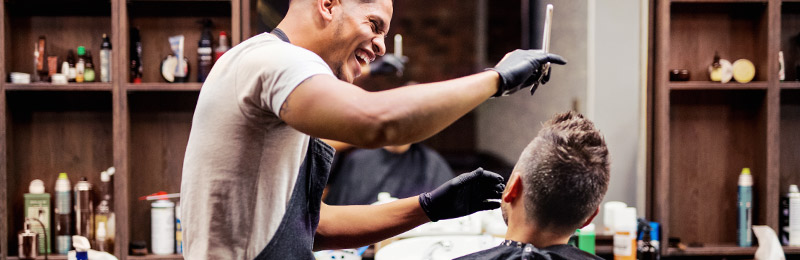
xmin=327 ymin=0 xmax=391 ymax=83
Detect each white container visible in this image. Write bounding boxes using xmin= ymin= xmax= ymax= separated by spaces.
xmin=151 ymin=199 xmax=175 ymax=255
xmin=613 ymin=207 xmax=637 ymax=260
xmin=789 ymin=184 xmax=800 ymax=246
xmin=603 ymin=201 xmax=627 ymax=235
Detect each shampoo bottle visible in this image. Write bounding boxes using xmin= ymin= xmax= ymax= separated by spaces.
xmin=100 ymin=34 xmax=112 ymax=83
xmin=613 ymin=207 xmax=637 ymax=260
xmin=151 ymin=196 xmax=175 ymax=255
xmin=24 ymin=179 xmax=50 ymax=254
xmin=197 ymin=19 xmax=213 ymax=82
xmin=738 ymin=168 xmax=753 ymax=247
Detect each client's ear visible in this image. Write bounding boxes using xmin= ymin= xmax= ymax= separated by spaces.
xmin=502 ymin=172 xmax=523 ymax=203
xmin=580 ymin=207 xmax=600 ymax=228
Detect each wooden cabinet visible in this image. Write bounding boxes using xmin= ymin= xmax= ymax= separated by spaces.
xmin=652 ymin=0 xmax=800 ymax=257
xmin=1 ymin=0 xmax=242 ymax=259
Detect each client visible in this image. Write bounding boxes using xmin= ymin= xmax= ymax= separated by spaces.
xmin=457 ymin=111 xmax=609 ymax=260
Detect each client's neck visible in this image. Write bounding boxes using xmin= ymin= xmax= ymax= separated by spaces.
xmin=505 ymin=219 xmax=571 ymax=249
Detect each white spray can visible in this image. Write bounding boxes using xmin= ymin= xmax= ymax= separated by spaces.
xmin=151 ymin=198 xmax=175 ymax=255
xmin=789 ymin=184 xmax=800 ymax=246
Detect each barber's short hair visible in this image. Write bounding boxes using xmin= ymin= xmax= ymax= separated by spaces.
xmin=517 ymin=111 xmax=610 ymax=235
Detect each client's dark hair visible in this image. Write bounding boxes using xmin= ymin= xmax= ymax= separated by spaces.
xmin=516 ymin=111 xmax=610 ymax=235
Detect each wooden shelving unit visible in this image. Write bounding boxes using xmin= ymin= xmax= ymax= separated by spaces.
xmin=0 ymin=0 xmax=248 ymax=259
xmin=652 ymin=0 xmax=800 ymax=257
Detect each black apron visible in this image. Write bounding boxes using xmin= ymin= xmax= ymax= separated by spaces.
xmin=254 ymin=138 xmax=334 ymax=259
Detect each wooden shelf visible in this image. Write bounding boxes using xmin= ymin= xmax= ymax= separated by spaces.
xmin=7 ymin=255 xmax=69 ymax=260
xmin=595 ymin=245 xmax=613 ymax=255
xmin=668 ymin=81 xmax=768 ymax=90
xmin=667 ymin=245 xmax=800 ymax=256
xmin=781 ymin=82 xmax=800 ymax=89
xmin=5 ymin=83 xmax=113 ymax=91
xmin=127 ymin=254 xmax=183 ymax=260
xmin=672 ymin=0 xmax=767 ymax=3
xmin=125 ymin=83 xmax=202 ymax=91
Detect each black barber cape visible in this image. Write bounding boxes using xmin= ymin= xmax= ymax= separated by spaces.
xmin=325 ymin=143 xmax=454 ymax=205
xmin=456 ymin=240 xmax=603 ymax=260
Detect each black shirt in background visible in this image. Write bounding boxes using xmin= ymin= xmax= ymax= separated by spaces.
xmin=455 ymin=240 xmax=603 ymax=260
xmin=325 ymin=143 xmax=455 ymax=205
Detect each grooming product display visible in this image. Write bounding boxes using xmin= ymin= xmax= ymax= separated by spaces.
xmin=151 ymin=197 xmax=175 ymax=255
xmin=76 ymin=46 xmax=86 ymax=82
xmin=738 ymin=168 xmax=753 ymax=247
xmin=790 ymin=184 xmax=800 ymax=246
xmin=169 ymin=35 xmax=188 ymax=82
xmin=100 ymin=33 xmax=112 ymax=83
xmin=130 ymin=27 xmax=143 ymax=83
xmin=198 ymin=19 xmax=214 ymax=82
xmin=18 ymin=221 xmax=39 ymax=260
xmin=732 ymin=59 xmax=756 ymax=83
xmin=215 ymin=31 xmax=230 ymax=62
xmin=24 ymin=179 xmax=50 ymax=254
xmin=74 ymin=177 xmax=94 ymax=244
xmin=669 ymin=69 xmax=690 ymax=81
xmin=613 ymin=207 xmax=637 ymax=260
xmin=55 ymin=172 xmax=72 ymax=254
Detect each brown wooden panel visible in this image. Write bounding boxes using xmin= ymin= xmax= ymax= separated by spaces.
xmin=670 ymin=3 xmax=769 ymax=82
xmin=668 ymin=90 xmax=768 ymax=245
xmin=781 ymin=89 xmax=800 ymax=194
xmin=5 ymin=91 xmax=113 ymax=256
xmin=127 ymin=92 xmax=196 ymax=250
xmin=127 ymin=2 xmax=231 ymax=83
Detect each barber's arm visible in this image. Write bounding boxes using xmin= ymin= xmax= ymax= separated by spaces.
xmin=313 ymin=168 xmax=505 ymax=250
xmin=281 ymin=51 xmax=565 ymax=148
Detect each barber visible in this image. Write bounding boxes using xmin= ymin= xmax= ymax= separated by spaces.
xmin=180 ymin=0 xmax=566 ymax=259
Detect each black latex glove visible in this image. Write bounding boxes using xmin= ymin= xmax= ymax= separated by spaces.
xmin=488 ymin=49 xmax=566 ymax=97
xmin=418 ymin=168 xmax=505 ymax=222
xmin=369 ymin=54 xmax=408 ymax=76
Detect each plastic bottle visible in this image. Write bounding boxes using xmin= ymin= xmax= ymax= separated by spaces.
xmin=84 ymin=51 xmax=95 ymax=82
xmin=603 ymin=201 xmax=628 ymax=235
xmin=637 ymin=223 xmax=659 ymax=260
xmin=176 ymin=202 xmax=182 ymax=254
xmin=54 ymin=172 xmax=72 ymax=254
xmin=151 ymin=197 xmax=175 ymax=255
xmin=95 ymin=170 xmax=113 ymax=252
xmin=76 ymin=46 xmax=86 ymax=83
xmin=96 ymin=223 xmax=107 ymax=252
xmin=198 ymin=19 xmax=214 ymax=82
xmin=130 ymin=27 xmax=143 ymax=83
xmin=738 ymin=168 xmax=753 ymax=247
xmin=74 ymin=177 xmax=93 ymax=246
xmin=100 ymin=34 xmax=112 ymax=83
xmin=577 ymin=223 xmax=596 ymax=254
xmin=67 ymin=50 xmax=77 ymax=82
xmin=790 ymin=184 xmax=800 ymax=246
xmin=613 ymin=207 xmax=637 ymax=260
xmin=24 ymin=179 xmax=50 ymax=254
xmin=214 ymin=31 xmax=229 ymax=62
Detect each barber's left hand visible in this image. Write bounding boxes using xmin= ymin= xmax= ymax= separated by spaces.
xmin=418 ymin=168 xmax=505 ymax=222
xmin=369 ymin=54 xmax=408 ymax=76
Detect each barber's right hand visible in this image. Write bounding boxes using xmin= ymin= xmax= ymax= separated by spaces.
xmin=488 ymin=49 xmax=566 ymax=97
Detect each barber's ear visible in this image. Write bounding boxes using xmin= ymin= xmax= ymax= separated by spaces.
xmin=502 ymin=173 xmax=522 ymax=203
xmin=580 ymin=207 xmax=600 ymax=228
xmin=317 ymin=0 xmax=337 ymax=21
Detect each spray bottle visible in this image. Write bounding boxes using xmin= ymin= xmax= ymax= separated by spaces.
xmin=197 ymin=19 xmax=214 ymax=82
xmin=95 ymin=167 xmax=115 ymax=252
xmin=55 ymin=172 xmax=72 ymax=254
xmin=74 ymin=177 xmax=94 ymax=244
xmin=738 ymin=168 xmax=753 ymax=247
xmin=100 ymin=34 xmax=112 ymax=83
xmin=789 ymin=184 xmax=800 ymax=246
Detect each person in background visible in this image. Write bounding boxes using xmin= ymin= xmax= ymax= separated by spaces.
xmin=180 ymin=0 xmax=566 ymax=258
xmin=324 ymin=143 xmax=454 ymax=205
xmin=457 ymin=111 xmax=610 ymax=260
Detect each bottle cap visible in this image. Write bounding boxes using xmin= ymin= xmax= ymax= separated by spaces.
xmin=219 ymin=31 xmax=227 ymax=37
xmin=101 ymin=171 xmax=110 ymax=182
xmin=29 ymin=179 xmax=45 ymax=194
xmin=58 ymin=172 xmax=68 ymax=179
xmin=790 ymin=184 xmax=799 ymax=193
xmin=77 ymin=46 xmax=86 ymax=56
xmin=741 ymin=168 xmax=751 ymax=175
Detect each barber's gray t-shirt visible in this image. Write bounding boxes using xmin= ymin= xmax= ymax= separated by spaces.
xmin=181 ymin=32 xmax=334 ymax=259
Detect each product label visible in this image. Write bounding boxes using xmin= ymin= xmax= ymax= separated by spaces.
xmin=55 ymin=191 xmax=71 ymax=214
xmin=151 ymin=207 xmax=175 ymax=254
xmin=613 ymin=232 xmax=636 ymax=260
xmin=25 ymin=195 xmax=51 ymax=254
xmin=100 ymin=50 xmax=111 ymax=82
xmin=790 ymin=197 xmax=800 ymax=246
xmin=56 ymin=235 xmax=71 ymax=254
xmin=739 ymin=186 xmax=753 ymax=246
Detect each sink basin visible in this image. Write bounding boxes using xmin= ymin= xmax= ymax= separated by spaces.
xmin=375 ymin=235 xmax=503 ymax=260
